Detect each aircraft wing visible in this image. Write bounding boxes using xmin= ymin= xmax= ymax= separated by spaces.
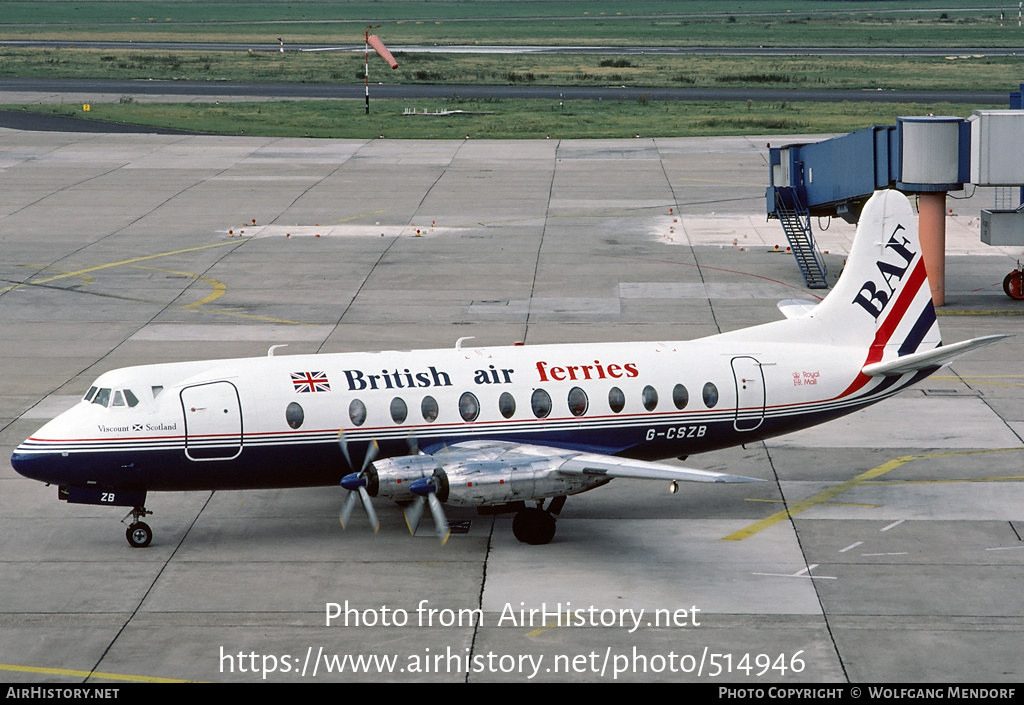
xmin=861 ymin=334 xmax=1009 ymax=377
xmin=555 ymin=452 xmax=762 ymax=483
xmin=439 ymin=440 xmax=762 ymax=484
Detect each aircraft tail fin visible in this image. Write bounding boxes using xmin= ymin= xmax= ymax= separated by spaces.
xmin=807 ymin=189 xmax=941 ymax=364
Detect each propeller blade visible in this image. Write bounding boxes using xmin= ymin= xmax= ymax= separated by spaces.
xmin=403 ymin=496 xmax=425 ymax=536
xmin=337 ymin=430 xmax=353 ymax=469
xmin=361 ymin=439 xmax=379 ymax=474
xmin=339 ymin=489 xmax=359 ymax=530
xmin=406 ymin=431 xmax=419 ymax=456
xmin=338 ymin=435 xmax=380 ymax=534
xmin=427 ymin=492 xmax=450 ymax=546
xmin=358 ymin=486 xmax=380 ymax=533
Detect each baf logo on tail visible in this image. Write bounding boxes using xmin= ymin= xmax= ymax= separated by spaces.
xmin=11 ymin=191 xmax=1006 ymax=548
xmin=852 ymin=224 xmax=918 ymax=319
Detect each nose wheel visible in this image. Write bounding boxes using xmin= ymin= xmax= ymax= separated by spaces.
xmin=126 ymin=522 xmax=152 ymax=548
xmin=122 ymin=506 xmax=154 ymax=548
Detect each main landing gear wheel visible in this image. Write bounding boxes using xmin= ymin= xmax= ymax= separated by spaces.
xmin=512 ymin=508 xmax=557 ymax=545
xmin=126 ymin=522 xmax=152 ymax=548
xmin=1003 ymin=270 xmax=1024 ymax=300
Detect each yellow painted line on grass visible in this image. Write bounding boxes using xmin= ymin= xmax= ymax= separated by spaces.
xmin=0 ymin=662 xmax=192 ymax=683
xmin=723 ymin=447 xmax=1024 ymax=542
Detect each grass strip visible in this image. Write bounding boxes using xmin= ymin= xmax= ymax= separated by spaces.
xmin=3 ymin=48 xmax=1022 ymax=92
xmin=7 ymin=98 xmax=1003 ymax=139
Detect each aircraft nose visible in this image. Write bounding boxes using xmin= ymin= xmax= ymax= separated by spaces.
xmin=11 ymin=442 xmax=71 ymax=485
xmin=11 ymin=448 xmax=49 ymax=483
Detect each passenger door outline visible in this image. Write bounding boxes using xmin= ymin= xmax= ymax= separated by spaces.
xmin=731 ymin=356 xmax=766 ymax=432
xmin=181 ymin=381 xmax=243 ymax=461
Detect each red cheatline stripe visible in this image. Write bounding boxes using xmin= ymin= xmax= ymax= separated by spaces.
xmin=838 ymin=257 xmax=928 ymax=398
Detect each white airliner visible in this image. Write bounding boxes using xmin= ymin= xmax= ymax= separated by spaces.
xmin=11 ymin=190 xmax=1005 ymax=548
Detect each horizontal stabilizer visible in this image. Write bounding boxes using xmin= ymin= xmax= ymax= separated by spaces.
xmin=776 ymin=299 xmax=819 ymax=320
xmin=557 ymin=453 xmax=762 ymax=484
xmin=861 ymin=334 xmax=1010 ymax=377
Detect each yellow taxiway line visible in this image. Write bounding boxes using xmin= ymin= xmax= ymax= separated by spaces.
xmin=724 ymin=447 xmax=1024 ymax=541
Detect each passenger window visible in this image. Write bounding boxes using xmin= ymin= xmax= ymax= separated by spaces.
xmin=349 ymin=399 xmax=367 ymax=427
xmin=531 ymin=389 xmax=552 ymax=419
xmin=608 ymin=387 xmax=625 ymax=413
xmin=286 ymin=402 xmax=304 ymax=429
xmin=672 ymin=384 xmax=689 ymax=410
xmin=459 ymin=392 xmax=480 ymax=422
xmin=703 ymin=382 xmax=719 ymax=408
xmin=390 ymin=397 xmax=408 ymax=424
xmin=642 ymin=385 xmax=658 ymax=411
xmin=567 ymin=387 xmax=588 ymax=417
xmin=421 ymin=396 xmax=439 ymax=423
xmin=498 ymin=392 xmax=516 ymax=419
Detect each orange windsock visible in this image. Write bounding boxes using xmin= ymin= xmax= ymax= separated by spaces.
xmin=367 ymin=35 xmax=398 ymax=69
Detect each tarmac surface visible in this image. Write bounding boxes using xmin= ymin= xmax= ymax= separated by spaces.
xmin=1 ymin=130 xmax=1022 ymax=683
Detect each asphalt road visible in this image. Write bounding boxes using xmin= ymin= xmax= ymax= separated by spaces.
xmin=0 ymin=77 xmax=1008 ymax=105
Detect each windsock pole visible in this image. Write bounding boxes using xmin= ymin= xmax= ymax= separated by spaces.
xmin=364 ymin=25 xmax=373 ymax=115
xmin=363 ymin=26 xmax=397 ymax=115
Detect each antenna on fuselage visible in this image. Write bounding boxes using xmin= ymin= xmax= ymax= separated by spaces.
xmin=267 ymin=345 xmax=288 ymax=357
xmin=455 ymin=337 xmax=475 ymax=350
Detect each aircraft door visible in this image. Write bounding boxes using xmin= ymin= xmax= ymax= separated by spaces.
xmin=731 ymin=356 xmax=765 ymax=432
xmin=181 ymin=381 xmax=243 ymax=461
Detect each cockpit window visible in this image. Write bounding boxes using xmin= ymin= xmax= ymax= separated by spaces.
xmin=89 ymin=387 xmax=140 ymax=408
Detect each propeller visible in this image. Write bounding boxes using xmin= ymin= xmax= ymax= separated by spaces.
xmin=338 ymin=432 xmax=379 ymax=533
xmin=404 ymin=472 xmax=451 ymax=546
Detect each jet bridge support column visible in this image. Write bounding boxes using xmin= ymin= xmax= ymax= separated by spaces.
xmin=896 ymin=116 xmax=969 ymax=308
xmin=917 ymin=192 xmax=947 ymax=307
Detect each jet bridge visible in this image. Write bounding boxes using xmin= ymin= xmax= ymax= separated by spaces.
xmin=768 ymin=86 xmax=1024 ymax=303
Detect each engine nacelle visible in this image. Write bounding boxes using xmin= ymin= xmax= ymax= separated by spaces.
xmin=440 ymin=459 xmax=605 ymax=507
xmin=366 ymin=455 xmax=438 ymax=502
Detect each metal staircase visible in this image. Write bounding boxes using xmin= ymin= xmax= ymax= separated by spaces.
xmin=770 ymin=187 xmax=829 ymax=289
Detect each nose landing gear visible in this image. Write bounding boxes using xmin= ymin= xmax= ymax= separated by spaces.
xmin=122 ymin=506 xmax=154 ymax=548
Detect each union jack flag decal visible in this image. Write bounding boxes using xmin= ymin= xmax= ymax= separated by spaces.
xmin=291 ymin=371 xmax=331 ymax=393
